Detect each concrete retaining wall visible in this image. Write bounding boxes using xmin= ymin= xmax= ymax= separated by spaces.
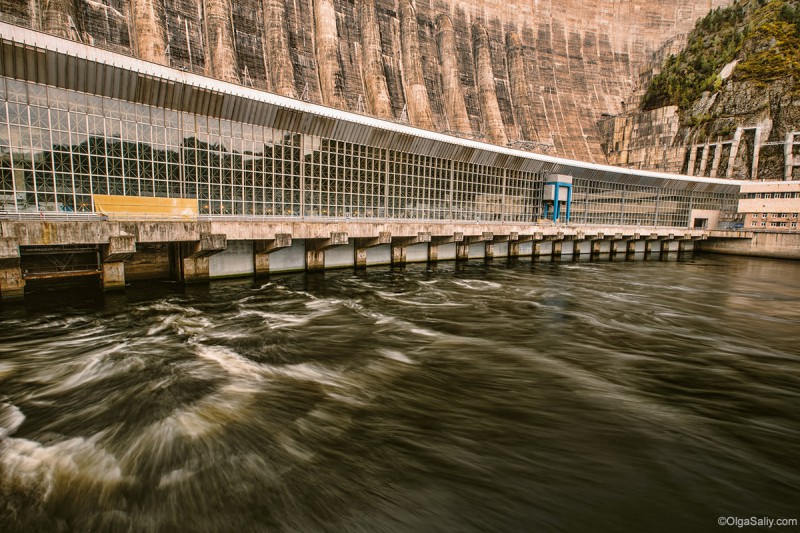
xmin=700 ymin=232 xmax=800 ymax=260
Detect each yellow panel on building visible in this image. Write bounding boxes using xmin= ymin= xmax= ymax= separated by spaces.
xmin=93 ymin=195 xmax=198 ymax=220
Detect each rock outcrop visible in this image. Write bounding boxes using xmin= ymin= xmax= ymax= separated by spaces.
xmin=602 ymin=0 xmax=800 ymax=180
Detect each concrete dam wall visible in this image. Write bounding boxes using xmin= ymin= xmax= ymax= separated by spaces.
xmin=0 ymin=0 xmax=732 ymax=162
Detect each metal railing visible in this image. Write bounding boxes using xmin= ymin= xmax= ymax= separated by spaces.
xmin=0 ymin=211 xmax=107 ymax=222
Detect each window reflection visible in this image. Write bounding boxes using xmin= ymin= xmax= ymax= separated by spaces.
xmin=0 ymin=76 xmax=738 ymax=219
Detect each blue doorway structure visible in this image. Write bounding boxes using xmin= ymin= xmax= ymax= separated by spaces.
xmin=543 ymin=174 xmax=573 ymax=223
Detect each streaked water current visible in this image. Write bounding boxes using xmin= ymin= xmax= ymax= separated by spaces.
xmin=1 ymin=255 xmax=799 ymax=532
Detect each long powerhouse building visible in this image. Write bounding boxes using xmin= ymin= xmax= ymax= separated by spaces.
xmin=0 ymin=23 xmax=741 ymax=227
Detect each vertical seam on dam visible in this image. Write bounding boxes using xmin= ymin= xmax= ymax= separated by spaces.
xmin=399 ymin=0 xmax=434 ymax=130
xmin=314 ymin=0 xmax=347 ymax=109
xmin=131 ymin=0 xmax=168 ymax=65
xmin=264 ymin=0 xmax=297 ymax=98
xmin=435 ymin=13 xmax=472 ymax=136
xmin=472 ymin=22 xmax=507 ymax=147
xmin=203 ymin=0 xmax=241 ymax=84
xmin=358 ymin=0 xmax=393 ymax=120
xmin=505 ymin=31 xmax=537 ymax=144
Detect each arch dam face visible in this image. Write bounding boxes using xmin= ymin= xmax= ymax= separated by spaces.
xmin=0 ymin=24 xmax=747 ymax=302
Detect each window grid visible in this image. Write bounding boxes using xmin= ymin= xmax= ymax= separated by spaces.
xmin=0 ymin=77 xmax=737 ymax=226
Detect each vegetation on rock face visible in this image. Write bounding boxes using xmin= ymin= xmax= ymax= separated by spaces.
xmin=735 ymin=2 xmax=800 ymax=84
xmin=641 ymin=0 xmax=800 ymax=113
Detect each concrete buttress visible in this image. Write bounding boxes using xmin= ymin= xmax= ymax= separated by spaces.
xmin=358 ymin=0 xmax=393 ymax=119
xmin=435 ymin=14 xmax=471 ymax=135
xmin=204 ymin=0 xmax=240 ymax=84
xmin=314 ymin=0 xmax=346 ymax=109
xmin=131 ymin=0 xmax=168 ymax=65
xmin=472 ymin=23 xmax=507 ymax=146
xmin=399 ymin=0 xmax=434 ymax=130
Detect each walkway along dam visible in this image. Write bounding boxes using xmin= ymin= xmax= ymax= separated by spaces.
xmin=0 ymin=23 xmax=780 ymax=302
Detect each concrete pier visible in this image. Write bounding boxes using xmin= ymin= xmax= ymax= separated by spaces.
xmin=306 ymin=233 xmax=349 ymax=271
xmin=254 ymin=234 xmax=292 ymax=276
xmin=354 ymin=233 xmax=391 ymax=269
xmin=391 ymin=233 xmax=432 ymax=266
xmin=0 ymin=218 xmax=720 ymax=301
xmin=101 ymin=236 xmax=136 ymax=291
xmin=0 ymin=237 xmax=24 ymax=302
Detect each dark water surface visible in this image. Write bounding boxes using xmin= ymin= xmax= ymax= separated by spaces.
xmin=1 ymin=255 xmax=799 ymax=532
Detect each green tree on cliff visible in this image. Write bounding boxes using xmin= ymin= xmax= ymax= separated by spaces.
xmin=641 ymin=0 xmax=800 ymax=114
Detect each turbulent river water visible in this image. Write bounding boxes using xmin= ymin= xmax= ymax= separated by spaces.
xmin=1 ymin=254 xmax=799 ymax=532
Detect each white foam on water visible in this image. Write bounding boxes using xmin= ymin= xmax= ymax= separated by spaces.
xmin=272 ymin=363 xmax=343 ymax=389
xmin=452 ymin=279 xmax=503 ymax=290
xmin=0 ymin=361 xmax=17 ymax=379
xmin=0 ymin=403 xmax=25 ymax=438
xmin=377 ymin=349 xmax=416 ymax=365
xmin=195 ymin=344 xmax=266 ymax=380
xmin=277 ymin=434 xmax=316 ymax=462
xmin=175 ymin=382 xmax=262 ymax=438
xmin=0 ymin=429 xmax=125 ymax=504
xmin=157 ymin=468 xmax=195 ymax=489
xmin=325 ymin=392 xmax=368 ymax=407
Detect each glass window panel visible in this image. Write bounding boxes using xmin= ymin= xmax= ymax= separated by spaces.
xmin=6 ymin=80 xmax=27 ymax=103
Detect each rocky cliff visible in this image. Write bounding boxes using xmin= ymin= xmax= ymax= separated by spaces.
xmin=1 ymin=0 xmax=732 ymax=162
xmin=602 ymin=0 xmax=800 ymax=180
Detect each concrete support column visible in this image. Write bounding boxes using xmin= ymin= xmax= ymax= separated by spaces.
xmin=785 ymin=132 xmax=796 ymax=181
xmin=458 ymin=232 xmax=492 ymax=261
xmin=551 ymin=240 xmax=563 ymax=260
xmin=455 ymin=242 xmax=470 ymax=261
xmin=306 ymin=233 xmax=348 ymax=272
xmin=687 ymin=146 xmax=698 ymax=176
xmin=485 ymin=234 xmax=511 ymax=260
xmin=101 ymin=262 xmax=126 ymax=291
xmin=0 ymin=266 xmax=25 ymax=302
xmin=428 ymin=243 xmax=438 ymax=262
xmin=710 ymin=141 xmax=724 ymax=178
xmin=181 ymin=255 xmax=211 ymax=283
xmin=254 ymin=234 xmax=292 ymax=276
xmin=569 ymin=232 xmax=585 ymax=259
xmin=644 ymin=233 xmax=660 ymax=258
xmin=625 ymin=234 xmax=640 ymax=259
xmin=353 ymin=232 xmax=391 ymax=269
xmin=678 ymin=235 xmax=692 ymax=256
xmin=391 ymin=232 xmax=431 ymax=266
xmin=101 ymin=236 xmax=136 ymax=291
xmin=0 ymin=238 xmax=24 ymax=302
xmin=429 ymin=233 xmax=462 ymax=263
xmin=589 ymin=232 xmax=604 ymax=259
xmin=175 ymin=233 xmax=227 ymax=283
xmin=306 ymin=250 xmax=325 ymax=271
xmin=726 ymin=128 xmax=743 ymax=179
xmin=531 ymin=232 xmax=546 ymax=258
xmin=354 ymin=246 xmax=367 ymax=268
xmin=508 ymin=241 xmax=520 ymax=259
xmin=698 ymin=144 xmax=710 ymax=176
xmin=572 ymin=239 xmax=582 ymax=258
xmin=660 ymin=234 xmax=675 ymax=257
xmin=254 ymin=253 xmax=270 ymax=276
xmin=751 ymin=127 xmax=762 ymax=180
